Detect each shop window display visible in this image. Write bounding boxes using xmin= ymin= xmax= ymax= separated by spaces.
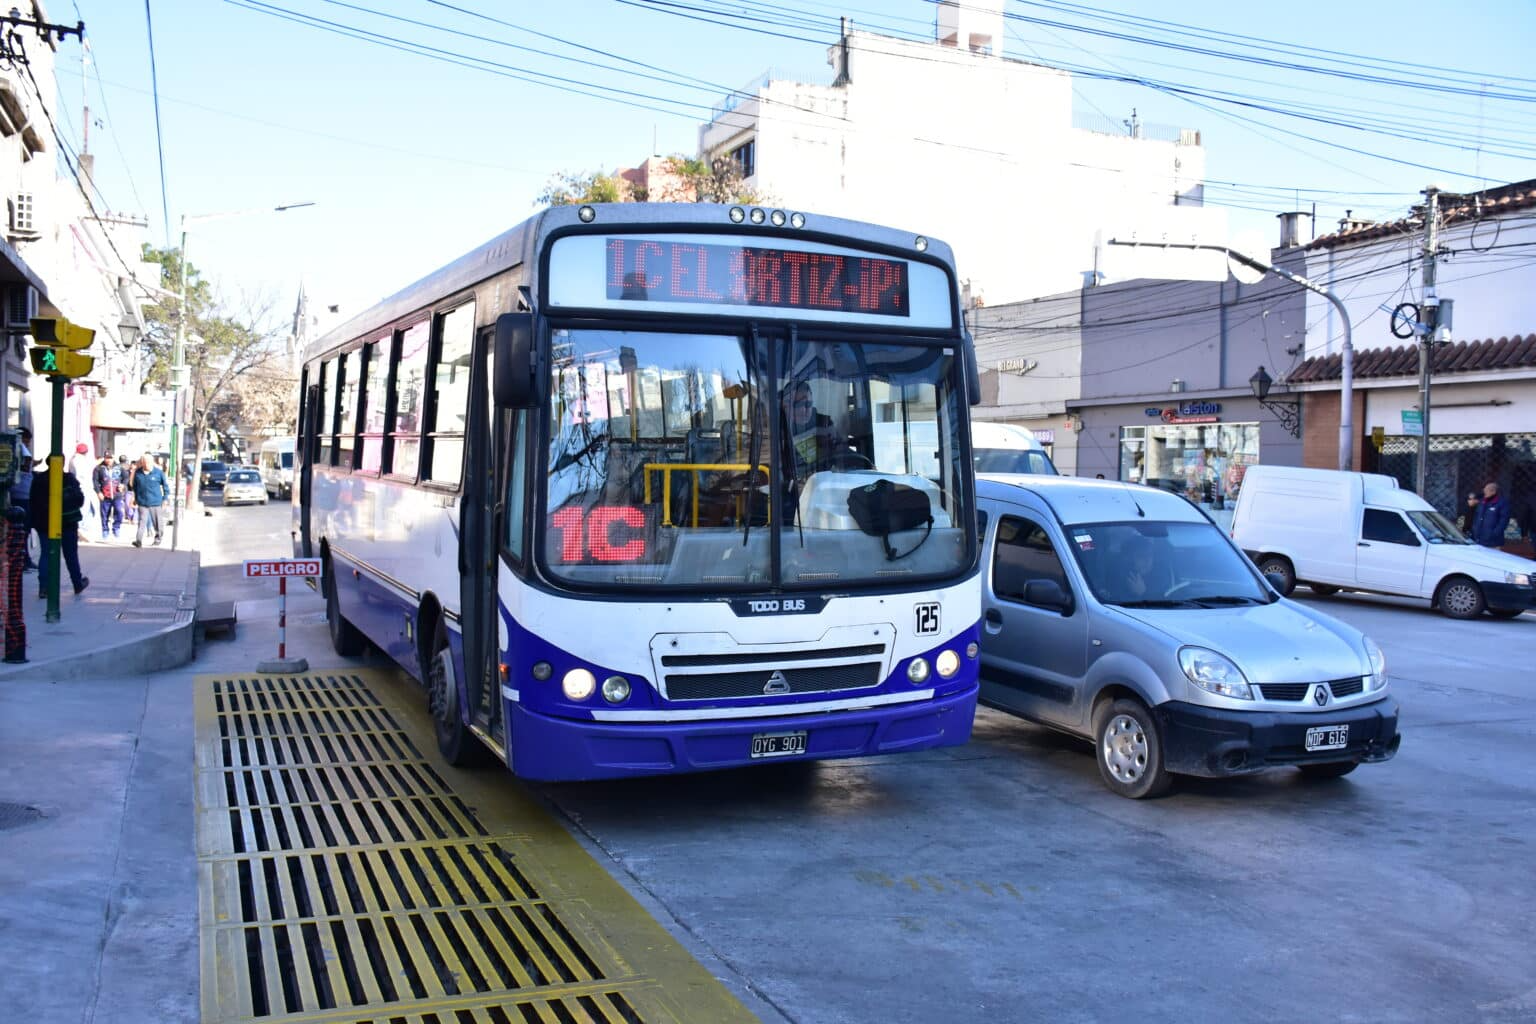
xmin=1120 ymin=423 xmax=1260 ymax=527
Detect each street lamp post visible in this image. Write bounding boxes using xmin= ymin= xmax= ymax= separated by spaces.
xmin=1107 ymin=239 xmax=1355 ymax=471
xmin=170 ymin=202 xmax=314 ymax=551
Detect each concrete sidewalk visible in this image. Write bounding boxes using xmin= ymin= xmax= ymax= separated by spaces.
xmin=0 ymin=523 xmax=201 ymax=682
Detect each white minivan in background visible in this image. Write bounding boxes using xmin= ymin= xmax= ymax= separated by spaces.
xmin=1230 ymin=465 xmax=1535 ymax=619
xmin=259 ymin=436 xmax=295 ymax=500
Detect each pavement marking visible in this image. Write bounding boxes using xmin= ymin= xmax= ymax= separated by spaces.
xmin=195 ymin=670 xmax=757 ymax=1024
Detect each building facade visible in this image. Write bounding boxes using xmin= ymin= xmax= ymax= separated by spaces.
xmin=1289 ymin=179 xmax=1536 ymax=535
xmin=695 ymin=4 xmax=1210 ymax=307
xmin=0 ymin=4 xmax=155 ymax=464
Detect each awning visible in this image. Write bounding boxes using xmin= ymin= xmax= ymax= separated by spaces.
xmin=91 ymin=398 xmax=149 ymax=432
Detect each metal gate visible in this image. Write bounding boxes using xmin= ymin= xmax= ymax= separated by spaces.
xmin=1373 ymin=432 xmax=1536 ymax=542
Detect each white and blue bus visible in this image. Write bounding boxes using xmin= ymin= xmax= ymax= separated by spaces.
xmin=295 ymin=203 xmax=982 ymax=780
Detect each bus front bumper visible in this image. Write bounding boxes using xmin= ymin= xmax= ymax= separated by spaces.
xmin=506 ymin=683 xmax=979 ymax=782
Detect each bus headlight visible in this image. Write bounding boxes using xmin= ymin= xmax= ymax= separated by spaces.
xmin=562 ymin=668 xmax=596 ymax=701
xmin=907 ymin=657 xmax=930 ymax=684
xmin=531 ymin=661 xmax=553 ymax=681
xmin=935 ymin=650 xmax=961 ymax=678
xmin=602 ymin=675 xmax=631 ymax=704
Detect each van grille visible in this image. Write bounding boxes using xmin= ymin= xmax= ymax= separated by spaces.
xmin=1257 ymin=678 xmax=1365 ymax=702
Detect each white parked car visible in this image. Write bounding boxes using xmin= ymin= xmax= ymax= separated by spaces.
xmin=1230 ymin=465 xmax=1535 ymax=619
xmin=221 ymin=467 xmax=268 ymax=506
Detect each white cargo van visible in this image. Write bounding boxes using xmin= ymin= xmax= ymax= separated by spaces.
xmin=872 ymin=420 xmax=1057 ymax=479
xmin=971 ymin=421 xmax=1058 ymax=476
xmin=259 ymin=437 xmax=295 ymax=499
xmin=1230 ymin=465 xmax=1535 ymax=619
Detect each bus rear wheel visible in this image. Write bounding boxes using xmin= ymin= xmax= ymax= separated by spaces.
xmin=427 ymin=622 xmax=487 ymax=767
xmin=325 ymin=563 xmax=366 ymax=657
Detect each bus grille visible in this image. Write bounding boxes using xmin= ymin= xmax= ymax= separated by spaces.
xmin=666 ymin=662 xmax=882 ymax=701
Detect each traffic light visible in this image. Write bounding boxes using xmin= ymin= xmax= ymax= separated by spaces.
xmin=30 ymin=316 xmax=95 ymax=351
xmin=29 ymin=345 xmax=94 ymax=378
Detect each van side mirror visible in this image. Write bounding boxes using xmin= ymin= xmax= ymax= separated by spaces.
xmin=1024 ymin=578 xmax=1073 ymax=614
xmin=494 ymin=312 xmax=536 ymax=409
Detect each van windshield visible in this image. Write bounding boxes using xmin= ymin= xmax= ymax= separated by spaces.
xmin=1408 ymin=510 xmax=1471 ymax=544
xmin=1067 ymin=521 xmax=1273 ymax=608
xmin=975 ymin=448 xmax=1057 ymax=475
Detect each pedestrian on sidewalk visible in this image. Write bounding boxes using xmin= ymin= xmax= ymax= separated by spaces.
xmin=131 ymin=452 xmax=169 ymax=547
xmin=92 ymin=454 xmax=125 ymax=539
xmin=29 ymin=462 xmax=89 ymax=596
xmin=121 ymin=455 xmax=137 ymax=525
xmin=67 ymin=443 xmax=97 ymax=532
xmin=12 ymin=426 xmax=36 ymax=572
xmin=1472 ymin=481 xmax=1512 ymax=549
xmin=1458 ymin=492 xmax=1480 ymax=534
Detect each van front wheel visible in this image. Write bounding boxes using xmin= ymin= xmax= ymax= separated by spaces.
xmin=1256 ymin=555 xmax=1295 ymax=596
xmin=1094 ymin=698 xmax=1173 ymax=799
xmin=1437 ymin=576 xmax=1486 ymax=619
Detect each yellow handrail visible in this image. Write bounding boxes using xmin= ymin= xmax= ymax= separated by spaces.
xmin=643 ymin=463 xmax=770 ymax=527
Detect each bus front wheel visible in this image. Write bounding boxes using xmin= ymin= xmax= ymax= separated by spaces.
xmin=427 ymin=622 xmax=487 ymax=767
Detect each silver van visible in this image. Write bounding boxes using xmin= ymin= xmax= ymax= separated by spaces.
xmin=977 ymin=475 xmax=1400 ymax=798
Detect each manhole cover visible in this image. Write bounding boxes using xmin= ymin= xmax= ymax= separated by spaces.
xmin=0 ymin=802 xmax=44 ymax=831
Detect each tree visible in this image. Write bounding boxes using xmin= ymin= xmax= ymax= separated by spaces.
xmin=138 ymin=244 xmax=293 ymax=492
xmin=653 ymin=155 xmax=763 ymax=205
xmin=537 ymin=170 xmax=638 ymax=206
xmin=536 ymin=153 xmax=764 ymax=208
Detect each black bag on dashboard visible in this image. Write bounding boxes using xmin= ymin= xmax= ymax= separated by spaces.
xmin=847 ymin=478 xmax=934 ymax=561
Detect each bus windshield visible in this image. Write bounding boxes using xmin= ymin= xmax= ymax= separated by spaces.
xmin=543 ymin=328 xmax=970 ymax=590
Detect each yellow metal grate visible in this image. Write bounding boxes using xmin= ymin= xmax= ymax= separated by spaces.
xmin=196 ymin=671 xmax=756 ymax=1024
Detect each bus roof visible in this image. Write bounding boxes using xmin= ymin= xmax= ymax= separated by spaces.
xmin=304 ymin=203 xmax=958 ymax=364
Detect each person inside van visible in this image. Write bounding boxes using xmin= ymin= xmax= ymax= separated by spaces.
xmin=1117 ymin=535 xmax=1169 ymax=603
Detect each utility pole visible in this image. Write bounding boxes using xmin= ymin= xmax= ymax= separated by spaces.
xmin=1415 ymin=187 xmax=1441 ymax=497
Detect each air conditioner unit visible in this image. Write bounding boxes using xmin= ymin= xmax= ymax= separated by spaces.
xmin=3 ymin=285 xmax=37 ymax=331
xmin=7 ymin=192 xmax=39 ymax=241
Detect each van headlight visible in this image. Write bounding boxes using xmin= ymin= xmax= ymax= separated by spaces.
xmin=1178 ymin=647 xmax=1252 ymax=700
xmin=1364 ymin=636 xmax=1388 ymax=692
xmin=1506 ymin=571 xmax=1531 ymax=586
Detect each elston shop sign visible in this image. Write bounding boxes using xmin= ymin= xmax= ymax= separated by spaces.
xmin=244 ymin=559 xmax=322 ymax=578
xmin=1145 ymin=401 xmax=1222 ymax=424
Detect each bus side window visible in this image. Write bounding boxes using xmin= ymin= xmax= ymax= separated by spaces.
xmin=392 ymin=320 xmax=431 ymax=479
xmin=426 ymin=303 xmax=475 ymax=487
xmin=506 ymin=410 xmax=529 ymax=562
xmin=317 ymin=360 xmax=334 ymax=465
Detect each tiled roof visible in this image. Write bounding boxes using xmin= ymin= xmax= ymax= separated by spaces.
xmin=1289 ymin=335 xmax=1536 ymax=384
xmin=1303 ymin=179 xmax=1536 ymax=251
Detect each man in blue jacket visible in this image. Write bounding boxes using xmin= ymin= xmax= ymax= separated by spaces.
xmin=131 ymin=452 xmax=170 ymax=547
xmin=1472 ymin=481 xmax=1511 ymax=548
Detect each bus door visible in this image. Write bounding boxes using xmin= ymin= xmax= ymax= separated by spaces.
xmin=298 ymin=383 xmax=321 ymax=557
xmin=459 ymin=327 xmax=503 ymax=748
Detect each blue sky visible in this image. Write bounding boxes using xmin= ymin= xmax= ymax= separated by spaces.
xmin=59 ymin=0 xmax=1536 ymax=322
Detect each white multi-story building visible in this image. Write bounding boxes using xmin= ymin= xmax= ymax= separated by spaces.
xmin=0 ymin=2 xmax=155 ymax=458
xmin=697 ymin=1 xmax=1210 ymax=306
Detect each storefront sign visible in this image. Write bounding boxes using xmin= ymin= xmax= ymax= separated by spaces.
xmin=997 ymin=357 xmax=1039 ymax=375
xmin=1033 ymin=428 xmax=1055 ymax=444
xmin=1401 ymin=410 xmax=1422 ymax=437
xmin=1145 ymin=401 xmax=1222 ymax=424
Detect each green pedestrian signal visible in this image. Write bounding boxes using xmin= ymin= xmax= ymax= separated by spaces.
xmin=29 ymin=346 xmax=93 ymax=378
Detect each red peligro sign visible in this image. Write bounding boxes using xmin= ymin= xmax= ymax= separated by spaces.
xmin=244 ymin=559 xmax=322 ymax=578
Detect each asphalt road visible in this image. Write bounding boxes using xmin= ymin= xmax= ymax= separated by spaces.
xmin=528 ymin=591 xmax=1536 ymax=1024
xmin=69 ymin=497 xmax=1534 ymax=1024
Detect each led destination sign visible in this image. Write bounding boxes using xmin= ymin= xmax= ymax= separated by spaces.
xmin=606 ymin=238 xmax=909 ymax=317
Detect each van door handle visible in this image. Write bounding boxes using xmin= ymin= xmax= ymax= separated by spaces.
xmin=984 ymin=608 xmax=1003 ymax=635
xmin=1358 ymin=541 xmax=1371 ymax=547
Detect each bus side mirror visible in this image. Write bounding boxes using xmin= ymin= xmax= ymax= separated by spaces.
xmin=494 ymin=313 xmax=535 ymax=408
